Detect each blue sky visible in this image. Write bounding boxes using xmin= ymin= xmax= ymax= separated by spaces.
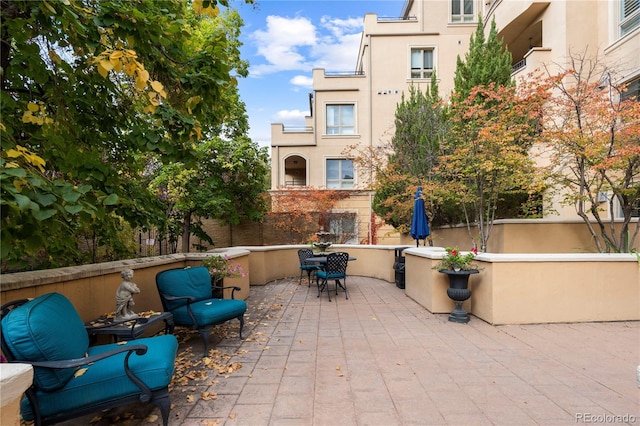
xmin=234 ymin=0 xmax=406 ymax=148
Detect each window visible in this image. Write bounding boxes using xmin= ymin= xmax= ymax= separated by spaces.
xmin=326 ymin=104 xmax=355 ymax=135
xmin=617 ymin=197 xmax=640 ymax=218
xmin=621 ymin=77 xmax=639 ymax=102
xmin=621 ymin=0 xmax=640 ymax=36
xmin=451 ymin=0 xmax=474 ymax=23
xmin=328 ymin=212 xmax=358 ymax=244
xmin=411 ymin=48 xmax=434 ymax=79
xmin=326 ymin=159 xmax=354 ymax=189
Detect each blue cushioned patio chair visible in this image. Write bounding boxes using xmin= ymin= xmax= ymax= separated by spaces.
xmin=298 ymin=248 xmax=321 ymax=286
xmin=316 ymin=252 xmax=350 ymax=302
xmin=156 ymin=266 xmax=246 ymax=356
xmin=0 ymin=292 xmax=178 ymax=426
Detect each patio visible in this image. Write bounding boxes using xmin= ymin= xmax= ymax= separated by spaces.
xmin=64 ymin=276 xmax=639 ymax=425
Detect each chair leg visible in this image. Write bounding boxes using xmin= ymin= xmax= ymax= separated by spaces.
xmin=198 ymin=326 xmax=213 ymax=357
xmin=154 ymin=390 xmax=171 ymax=426
xmin=334 ymin=278 xmax=348 ymax=299
xmin=343 ymin=277 xmax=349 ymax=300
xmin=237 ymin=314 xmax=245 ymax=339
xmin=317 ymin=277 xmax=331 ymax=302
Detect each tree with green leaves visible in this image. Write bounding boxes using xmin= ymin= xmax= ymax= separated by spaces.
xmin=150 ymin=136 xmax=270 ymax=253
xmin=1 ymin=0 xmax=253 ymax=270
xmin=372 ymin=74 xmax=449 ymax=230
xmin=453 ymin=15 xmax=513 ymax=101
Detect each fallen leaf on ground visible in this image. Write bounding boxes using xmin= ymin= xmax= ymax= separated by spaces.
xmin=201 ymin=390 xmax=217 ymax=401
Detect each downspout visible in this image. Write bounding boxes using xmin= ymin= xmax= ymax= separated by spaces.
xmin=367 ymin=33 xmax=374 ymax=245
xmin=275 ymin=144 xmax=279 ymax=189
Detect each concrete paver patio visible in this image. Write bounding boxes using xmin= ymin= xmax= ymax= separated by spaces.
xmin=69 ymin=276 xmax=639 ymax=425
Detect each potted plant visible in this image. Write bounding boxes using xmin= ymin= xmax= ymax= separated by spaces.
xmin=202 ymin=255 xmax=246 ymax=298
xmin=434 ymin=247 xmax=479 ymax=323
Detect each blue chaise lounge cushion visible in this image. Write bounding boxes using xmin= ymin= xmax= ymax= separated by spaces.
xmin=1 ymin=293 xmax=89 ymax=391
xmin=156 ymin=266 xmax=247 ymax=327
xmin=156 ymin=267 xmax=213 ymax=311
xmin=170 ymin=298 xmax=247 ymax=326
xmin=21 ymin=334 xmax=178 ymax=421
xmin=1 ymin=292 xmax=178 ymax=422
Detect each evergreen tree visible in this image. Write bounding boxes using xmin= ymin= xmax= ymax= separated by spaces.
xmin=372 ymin=72 xmax=449 ymax=231
xmin=453 ymin=16 xmax=513 ymax=101
xmin=390 ymin=72 xmax=445 ymax=179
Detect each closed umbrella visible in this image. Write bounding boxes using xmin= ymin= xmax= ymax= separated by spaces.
xmin=410 ymin=187 xmax=431 ymax=247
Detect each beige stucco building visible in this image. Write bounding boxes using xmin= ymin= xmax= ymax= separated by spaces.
xmin=270 ymin=0 xmax=640 ymax=245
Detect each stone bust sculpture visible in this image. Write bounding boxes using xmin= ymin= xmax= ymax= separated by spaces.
xmin=115 ymin=269 xmax=140 ymax=321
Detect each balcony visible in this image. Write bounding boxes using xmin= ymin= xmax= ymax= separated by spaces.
xmin=511 ymin=47 xmax=553 ymax=78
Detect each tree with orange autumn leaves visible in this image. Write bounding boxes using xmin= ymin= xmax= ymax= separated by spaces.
xmin=377 ymin=53 xmax=638 ymax=253
xmin=539 ymin=54 xmax=640 ymax=253
xmin=269 ymin=188 xmax=354 ymax=244
xmin=433 ymin=81 xmax=547 ymax=252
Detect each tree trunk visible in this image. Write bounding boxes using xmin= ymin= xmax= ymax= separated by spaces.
xmin=181 ymin=211 xmax=192 ymax=253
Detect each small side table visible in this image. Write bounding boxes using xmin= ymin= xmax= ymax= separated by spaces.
xmin=85 ymin=311 xmax=174 ymax=342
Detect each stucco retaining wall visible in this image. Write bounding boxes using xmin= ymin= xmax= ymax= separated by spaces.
xmin=1 ymin=245 xmax=638 ymax=325
xmin=404 ymin=248 xmax=639 ymax=324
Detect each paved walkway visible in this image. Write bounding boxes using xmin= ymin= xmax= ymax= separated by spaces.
xmin=72 ymin=276 xmax=639 ymax=425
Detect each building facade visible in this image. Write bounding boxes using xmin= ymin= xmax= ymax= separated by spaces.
xmin=270 ymin=0 xmax=640 ymax=245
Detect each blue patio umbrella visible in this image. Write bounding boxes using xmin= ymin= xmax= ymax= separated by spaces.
xmin=410 ymin=187 xmax=430 ymax=246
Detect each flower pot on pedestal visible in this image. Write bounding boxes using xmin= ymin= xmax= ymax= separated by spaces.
xmin=439 ymin=269 xmax=479 ymax=323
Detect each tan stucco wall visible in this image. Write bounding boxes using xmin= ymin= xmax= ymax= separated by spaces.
xmin=404 ymin=248 xmax=639 ymax=325
xmin=401 ymin=219 xmax=640 ymax=253
xmin=0 ymin=250 xmax=250 ymax=322
xmin=241 ymin=244 xmax=401 ymax=286
xmin=480 ymin=257 xmax=639 ymax=324
xmin=3 ymin=244 xmax=637 ymax=326
xmin=0 ymin=364 xmax=33 ymax=426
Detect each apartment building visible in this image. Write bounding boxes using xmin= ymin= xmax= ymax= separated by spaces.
xmin=269 ymin=0 xmax=640 ymax=245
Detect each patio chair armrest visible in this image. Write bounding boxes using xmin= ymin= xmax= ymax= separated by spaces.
xmin=23 ymin=344 xmax=155 ymax=402
xmin=230 ymin=286 xmax=241 ymax=299
xmin=211 ymin=285 xmax=242 ymax=299
xmin=18 ymin=344 xmax=148 ymax=370
xmin=159 ymin=292 xmax=196 ymax=304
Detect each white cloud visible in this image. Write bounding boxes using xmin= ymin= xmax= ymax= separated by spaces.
xmin=272 ymin=109 xmax=310 ymax=127
xmin=248 ymin=14 xmax=364 ymax=76
xmin=320 ymin=16 xmax=363 ymax=39
xmin=290 ymin=75 xmax=313 ymax=89
xmin=249 ymin=15 xmax=317 ymax=76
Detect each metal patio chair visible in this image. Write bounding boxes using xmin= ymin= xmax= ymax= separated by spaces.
xmin=316 ymin=252 xmax=350 ymax=301
xmin=298 ymin=248 xmax=321 ymax=286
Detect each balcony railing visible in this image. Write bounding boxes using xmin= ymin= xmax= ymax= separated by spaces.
xmin=323 ymin=71 xmax=365 ymax=77
xmin=281 ymin=126 xmax=313 ymax=133
xmin=511 ymin=58 xmax=526 ymax=74
xmin=376 ymin=15 xmax=417 ymax=22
